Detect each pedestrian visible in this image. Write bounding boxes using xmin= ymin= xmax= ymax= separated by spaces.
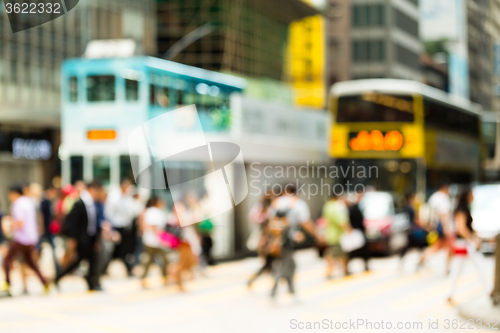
xmin=182 ymin=192 xmax=203 ymax=272
xmin=447 ymin=187 xmax=492 ymax=303
xmin=492 ymin=233 xmax=500 ymax=305
xmin=2 ymin=185 xmax=49 ymax=296
xmin=322 ymin=192 xmax=351 ymax=279
xmin=167 ymin=202 xmax=197 ymax=291
xmin=55 ymin=181 xmax=104 ymax=291
xmin=197 ymin=192 xmax=215 ymax=267
xmin=59 ymin=183 xmax=83 ymax=270
xmin=269 ymin=210 xmax=305 ymax=302
xmin=197 ymin=219 xmax=215 ymax=266
xmin=346 ymin=191 xmax=370 ymax=273
xmin=247 ymin=194 xmax=274 ymax=288
xmin=399 ymin=191 xmax=427 ymax=267
xmin=266 ymin=183 xmax=317 ymax=300
xmin=141 ymin=196 xmax=170 ymax=288
xmin=104 ymin=179 xmax=137 ymax=276
xmin=39 ymin=185 xmax=61 ymax=275
xmin=419 ymin=183 xmax=454 ymax=273
xmin=0 ymin=202 xmax=5 ymax=255
xmin=131 ymin=192 xmax=145 ymax=267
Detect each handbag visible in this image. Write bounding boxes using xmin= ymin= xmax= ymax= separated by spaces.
xmin=246 ymin=224 xmax=262 ymax=251
xmin=48 ymin=220 xmax=61 ymax=235
xmin=340 ymin=229 xmax=366 ymax=253
xmin=158 ymin=231 xmax=180 ymax=249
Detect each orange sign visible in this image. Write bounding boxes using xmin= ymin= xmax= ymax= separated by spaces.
xmin=87 ymin=129 xmax=117 ymax=140
xmin=349 ymin=130 xmax=403 ymax=151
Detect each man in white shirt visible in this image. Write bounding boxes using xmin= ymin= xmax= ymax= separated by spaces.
xmin=105 ymin=179 xmax=137 ymax=276
xmin=420 ymin=183 xmax=454 ymax=272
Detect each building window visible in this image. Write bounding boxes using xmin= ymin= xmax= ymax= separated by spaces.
xmin=352 ymin=4 xmax=385 ymax=27
xmin=329 ymin=38 xmax=341 ymax=62
xmin=373 ymin=4 xmax=385 ymax=26
xmin=394 ymin=8 xmax=419 ymax=38
xmin=10 ymin=60 xmax=18 ymax=84
xmin=395 ymin=44 xmax=419 ymax=71
xmin=353 ymin=40 xmax=386 ymax=61
xmin=87 ymin=75 xmax=116 ymax=102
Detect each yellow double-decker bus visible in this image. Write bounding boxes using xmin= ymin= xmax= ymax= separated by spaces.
xmin=329 ymin=79 xmax=482 ymax=199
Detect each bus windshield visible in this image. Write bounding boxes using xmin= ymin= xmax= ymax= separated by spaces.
xmin=337 ymin=93 xmax=414 ymax=123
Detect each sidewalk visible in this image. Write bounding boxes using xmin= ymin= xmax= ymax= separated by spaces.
xmin=458 ymin=295 xmax=500 ymax=324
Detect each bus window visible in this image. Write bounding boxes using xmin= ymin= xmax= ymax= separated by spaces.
xmin=69 ymin=76 xmax=78 ymax=102
xmin=337 ymin=94 xmax=414 ymax=123
xmin=482 ymin=122 xmax=496 ymax=159
xmin=87 ymin=75 xmax=116 ymax=102
xmin=424 ymin=98 xmax=479 ymax=136
xmin=150 ymin=84 xmax=169 ymax=107
xmin=70 ymin=155 xmax=84 ymax=185
xmin=120 ymin=155 xmax=138 ymax=182
xmin=92 ymin=156 xmax=111 ymax=186
xmin=125 ymin=79 xmax=139 ymax=101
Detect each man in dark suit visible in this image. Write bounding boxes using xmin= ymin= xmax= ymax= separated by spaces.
xmin=56 ymin=181 xmax=104 ymax=291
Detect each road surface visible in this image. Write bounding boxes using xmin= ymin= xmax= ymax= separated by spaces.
xmin=0 ymin=248 xmax=496 ymax=333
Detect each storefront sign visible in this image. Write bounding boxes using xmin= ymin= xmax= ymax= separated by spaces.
xmin=12 ymin=138 xmax=52 ymax=160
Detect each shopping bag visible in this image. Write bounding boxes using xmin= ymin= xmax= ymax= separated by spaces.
xmin=340 ymin=229 xmax=366 ymax=253
xmin=246 ymin=225 xmax=262 ymax=251
xmin=158 ymin=231 xmax=180 ymax=249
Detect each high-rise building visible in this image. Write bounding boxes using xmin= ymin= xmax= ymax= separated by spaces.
xmin=350 ymin=0 xmax=421 ymax=80
xmin=467 ymin=0 xmax=492 ymax=110
xmin=325 ymin=0 xmax=351 ymax=86
xmin=0 ymin=0 xmax=156 ymax=191
xmin=156 ymin=0 xmax=317 ymax=82
xmin=489 ymin=0 xmax=500 ymax=112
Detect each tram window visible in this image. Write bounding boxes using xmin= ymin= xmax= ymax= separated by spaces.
xmin=337 ymin=94 xmax=414 ymax=123
xmin=70 ymin=156 xmax=84 ymax=185
xmin=125 ymin=79 xmax=139 ymax=101
xmin=87 ymin=75 xmax=116 ymax=102
xmin=69 ymin=76 xmax=78 ymax=102
xmin=92 ymin=156 xmax=111 ymax=186
xmin=177 ymin=90 xmax=183 ymax=106
xmin=119 ymin=155 xmax=138 ymax=182
xmin=149 ymin=84 xmax=169 ymax=107
xmin=196 ymin=93 xmax=207 ymax=110
xmin=183 ymin=91 xmax=195 ymax=105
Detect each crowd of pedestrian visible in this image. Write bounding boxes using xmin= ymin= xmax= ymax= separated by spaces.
xmin=0 ymin=179 xmax=215 ymax=297
xmin=247 ymin=182 xmax=494 ymax=304
xmin=0 ymin=177 xmax=495 ymax=305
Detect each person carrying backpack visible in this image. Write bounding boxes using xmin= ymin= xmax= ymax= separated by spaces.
xmin=268 ymin=209 xmax=305 ymax=301
xmin=267 ymin=183 xmax=317 ymax=301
